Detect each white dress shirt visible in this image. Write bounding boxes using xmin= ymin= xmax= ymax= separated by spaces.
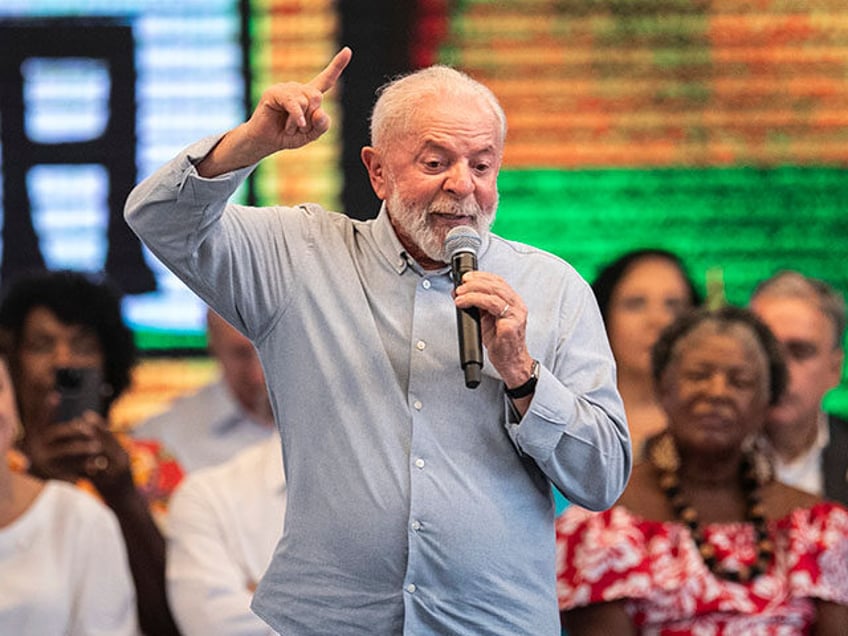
xmin=769 ymin=412 xmax=829 ymax=496
xmin=166 ymin=435 xmax=285 ymax=636
xmin=133 ymin=379 xmax=274 ymax=472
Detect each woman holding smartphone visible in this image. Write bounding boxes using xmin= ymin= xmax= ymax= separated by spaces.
xmin=0 ymin=269 xmax=182 ymax=636
xmin=0 ymin=348 xmax=138 ymax=634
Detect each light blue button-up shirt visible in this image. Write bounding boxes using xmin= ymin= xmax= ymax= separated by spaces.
xmin=125 ymin=136 xmax=631 ymax=635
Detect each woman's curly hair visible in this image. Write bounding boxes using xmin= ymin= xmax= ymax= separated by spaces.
xmin=0 ymin=269 xmax=137 ymax=407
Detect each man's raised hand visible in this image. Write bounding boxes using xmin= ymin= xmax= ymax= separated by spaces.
xmin=251 ymin=46 xmax=352 ymax=151
xmin=198 ymin=47 xmax=352 ymax=177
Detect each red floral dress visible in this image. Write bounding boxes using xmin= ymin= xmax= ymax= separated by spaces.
xmin=556 ymin=502 xmax=848 ymax=635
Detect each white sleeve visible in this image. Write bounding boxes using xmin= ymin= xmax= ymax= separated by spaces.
xmin=166 ymin=474 xmax=278 ymax=636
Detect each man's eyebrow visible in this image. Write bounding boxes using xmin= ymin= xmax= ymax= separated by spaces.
xmin=783 ymin=337 xmax=816 ymax=346
xmin=783 ymin=338 xmax=819 ymax=353
xmin=418 ymin=139 xmax=448 ymax=152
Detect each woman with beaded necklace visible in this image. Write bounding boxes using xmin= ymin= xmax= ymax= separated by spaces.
xmin=555 ymin=306 xmax=848 ymax=635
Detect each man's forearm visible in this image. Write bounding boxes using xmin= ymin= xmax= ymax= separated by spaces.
xmin=196 ymin=123 xmax=274 ymax=178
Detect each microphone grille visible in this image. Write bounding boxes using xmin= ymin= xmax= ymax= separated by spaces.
xmin=444 ymin=226 xmax=481 ymax=257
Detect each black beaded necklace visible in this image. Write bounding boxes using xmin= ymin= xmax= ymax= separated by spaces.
xmin=648 ymin=432 xmax=775 ymax=583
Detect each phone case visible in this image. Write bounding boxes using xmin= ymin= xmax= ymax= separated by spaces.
xmin=54 ymin=367 xmax=105 ymax=422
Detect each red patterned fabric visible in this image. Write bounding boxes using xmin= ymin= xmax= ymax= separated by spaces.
xmin=556 ymin=502 xmax=848 ymax=634
xmin=121 ymin=436 xmax=184 ymax=522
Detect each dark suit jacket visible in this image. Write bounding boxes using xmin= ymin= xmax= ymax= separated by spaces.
xmin=822 ymin=414 xmax=848 ymax=506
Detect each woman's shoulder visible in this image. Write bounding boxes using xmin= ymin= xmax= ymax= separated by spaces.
xmin=763 ymin=482 xmax=848 ymax=544
xmin=5 ymin=480 xmax=122 ymax=545
xmin=555 ymin=464 xmax=672 ymax=540
xmin=762 ymin=479 xmax=827 ymax=518
xmin=40 ymin=480 xmax=116 ymax=521
xmin=616 ymin=462 xmax=669 ymax=519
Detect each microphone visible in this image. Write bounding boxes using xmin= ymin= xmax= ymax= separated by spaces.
xmin=444 ymin=226 xmax=483 ymax=389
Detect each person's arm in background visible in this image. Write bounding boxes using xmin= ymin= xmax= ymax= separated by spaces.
xmin=98 ymin=483 xmax=177 ymax=635
xmin=86 ymin=421 xmax=182 ymax=636
xmin=814 ymin=600 xmax=848 ymax=635
xmin=166 ymin=471 xmax=278 ymax=636
xmin=562 ymin=601 xmax=636 ymax=636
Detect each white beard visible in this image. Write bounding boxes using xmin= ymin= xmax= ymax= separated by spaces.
xmin=386 ymin=189 xmax=497 ymax=262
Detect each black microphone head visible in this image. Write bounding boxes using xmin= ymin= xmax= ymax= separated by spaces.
xmin=444 ymin=226 xmax=481 ymax=258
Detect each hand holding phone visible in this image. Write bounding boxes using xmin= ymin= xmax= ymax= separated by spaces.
xmin=54 ymin=367 xmax=106 ymax=423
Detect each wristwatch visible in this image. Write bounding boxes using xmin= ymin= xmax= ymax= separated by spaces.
xmin=505 ymin=359 xmax=540 ymax=399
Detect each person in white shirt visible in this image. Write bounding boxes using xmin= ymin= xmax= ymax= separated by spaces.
xmin=133 ymin=309 xmax=274 ymax=471
xmin=0 ymin=353 xmax=138 ymax=636
xmin=749 ymin=270 xmax=848 ymax=504
xmin=166 ymin=434 xmax=285 ymax=635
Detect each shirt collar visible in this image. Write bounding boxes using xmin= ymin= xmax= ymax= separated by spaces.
xmin=370 ymin=202 xmax=491 ymax=277
xmin=372 ymin=203 xmax=411 ymax=275
xmin=762 ymin=410 xmax=830 ymax=464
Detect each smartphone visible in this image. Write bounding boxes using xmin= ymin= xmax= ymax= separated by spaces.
xmin=54 ymin=367 xmax=106 ymax=423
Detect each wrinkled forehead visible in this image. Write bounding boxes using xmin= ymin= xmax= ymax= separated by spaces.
xmin=401 ymin=90 xmax=503 ymax=146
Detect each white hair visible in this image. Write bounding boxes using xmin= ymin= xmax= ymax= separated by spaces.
xmin=369 ymin=65 xmax=507 ymax=149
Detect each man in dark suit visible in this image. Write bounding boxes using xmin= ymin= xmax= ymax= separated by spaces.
xmin=750 ymin=271 xmax=848 ymax=505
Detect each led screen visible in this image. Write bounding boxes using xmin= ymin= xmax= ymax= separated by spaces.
xmin=0 ymin=1 xmax=246 ymax=350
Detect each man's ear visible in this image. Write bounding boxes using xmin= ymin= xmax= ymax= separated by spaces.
xmin=361 ymin=146 xmax=387 ymax=200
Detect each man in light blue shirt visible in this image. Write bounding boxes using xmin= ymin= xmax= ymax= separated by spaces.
xmin=133 ymin=309 xmax=275 ymax=472
xmin=126 ymin=47 xmax=631 ymax=635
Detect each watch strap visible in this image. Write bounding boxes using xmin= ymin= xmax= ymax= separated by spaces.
xmin=505 ymin=359 xmax=540 ymax=399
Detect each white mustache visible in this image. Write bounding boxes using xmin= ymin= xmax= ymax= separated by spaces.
xmin=428 ymin=198 xmax=484 ymax=218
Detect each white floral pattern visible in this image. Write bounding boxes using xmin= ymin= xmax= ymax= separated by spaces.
xmin=556 ymin=502 xmax=848 ymax=634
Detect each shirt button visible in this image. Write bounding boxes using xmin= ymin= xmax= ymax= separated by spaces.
xmin=411 ymin=520 xmax=421 ymax=531
xmin=406 ymin=583 xmax=416 ymax=593
xmin=415 ymin=458 xmax=425 ymax=469
xmin=413 ymin=400 xmax=423 ymax=410
xmin=416 ymin=340 xmax=426 ymax=351
xmin=422 ymin=279 xmax=431 ymax=289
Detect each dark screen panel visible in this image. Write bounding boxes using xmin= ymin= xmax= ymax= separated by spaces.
xmin=0 ymin=2 xmax=246 ymax=351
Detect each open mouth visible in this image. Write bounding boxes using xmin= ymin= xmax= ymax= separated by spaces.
xmin=431 ymin=211 xmax=474 ymax=222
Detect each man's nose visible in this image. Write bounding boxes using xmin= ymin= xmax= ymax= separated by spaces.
xmin=444 ymin=163 xmax=474 ymax=197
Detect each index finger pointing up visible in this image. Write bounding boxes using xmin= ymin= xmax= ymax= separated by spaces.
xmin=309 ymin=46 xmax=353 ymax=93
